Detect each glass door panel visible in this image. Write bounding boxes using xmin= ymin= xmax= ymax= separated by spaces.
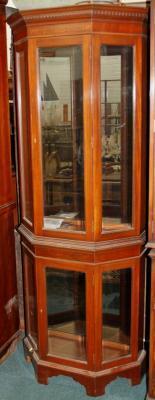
xmin=46 ymin=268 xmax=86 ymax=361
xmin=100 ymin=46 xmax=133 ymax=229
xmin=39 ymin=46 xmax=85 ymax=232
xmin=23 ymin=253 xmax=38 ymax=346
xmin=102 ymin=268 xmax=131 ymax=362
xmin=17 ymin=52 xmax=33 ymax=223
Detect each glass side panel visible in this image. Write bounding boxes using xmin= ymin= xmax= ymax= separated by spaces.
xmin=100 ymin=46 xmax=133 ymax=229
xmin=102 ymin=268 xmax=131 ymax=362
xmin=17 ymin=52 xmax=33 ymax=222
xmin=24 ymin=253 xmax=38 ymax=345
xmin=39 ymin=47 xmax=85 ymax=232
xmin=46 ymin=268 xmax=86 ymax=360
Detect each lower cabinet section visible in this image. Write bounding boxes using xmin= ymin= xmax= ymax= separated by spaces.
xmin=21 ymin=237 xmax=146 ymax=396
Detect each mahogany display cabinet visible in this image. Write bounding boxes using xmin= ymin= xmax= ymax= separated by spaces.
xmin=8 ymin=2 xmax=148 ymax=396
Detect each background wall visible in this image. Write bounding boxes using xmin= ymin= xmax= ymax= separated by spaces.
xmin=7 ymin=0 xmax=16 ymax=71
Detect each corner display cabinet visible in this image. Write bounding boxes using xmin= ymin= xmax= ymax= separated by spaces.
xmin=8 ymin=2 xmax=148 ymax=396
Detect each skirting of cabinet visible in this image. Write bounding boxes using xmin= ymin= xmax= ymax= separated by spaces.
xmin=23 ymin=336 xmax=146 ymax=397
xmin=19 ymin=224 xmax=146 ymax=264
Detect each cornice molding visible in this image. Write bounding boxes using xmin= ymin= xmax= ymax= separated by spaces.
xmin=8 ymin=3 xmax=148 ymax=28
xmin=19 ymin=224 xmax=146 ymax=252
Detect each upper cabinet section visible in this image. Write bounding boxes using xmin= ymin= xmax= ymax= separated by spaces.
xmin=8 ymin=3 xmax=148 ymax=241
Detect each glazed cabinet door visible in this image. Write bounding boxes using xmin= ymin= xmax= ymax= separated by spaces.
xmin=14 ymin=36 xmax=93 ymax=241
xmin=92 ymin=34 xmax=146 ymax=241
xmin=22 ymin=249 xmax=95 ymax=371
xmin=22 ymin=249 xmax=38 ymax=350
xmin=15 ymin=43 xmax=34 ymax=229
xmin=39 ymin=45 xmax=86 ymax=233
xmin=93 ymin=256 xmax=145 ymax=372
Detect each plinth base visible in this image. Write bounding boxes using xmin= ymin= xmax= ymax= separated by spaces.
xmin=23 ymin=336 xmax=146 ymax=397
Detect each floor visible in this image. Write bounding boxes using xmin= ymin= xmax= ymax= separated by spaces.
xmin=0 ymin=341 xmax=147 ymax=400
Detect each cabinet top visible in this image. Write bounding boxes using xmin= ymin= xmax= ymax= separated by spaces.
xmin=8 ymin=2 xmax=148 ymax=30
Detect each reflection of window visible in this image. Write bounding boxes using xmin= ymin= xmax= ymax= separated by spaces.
xmin=42 ymin=73 xmax=59 ymax=101
xmin=40 ymin=56 xmax=71 ymax=126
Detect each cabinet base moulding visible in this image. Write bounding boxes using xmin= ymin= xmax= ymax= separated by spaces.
xmin=23 ymin=337 xmax=146 ymax=397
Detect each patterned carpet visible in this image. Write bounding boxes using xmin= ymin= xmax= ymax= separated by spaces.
xmin=0 ymin=341 xmax=147 ymax=400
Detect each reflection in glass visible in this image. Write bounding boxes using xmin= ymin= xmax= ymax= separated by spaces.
xmin=46 ymin=268 xmax=86 ymax=360
xmin=102 ymin=268 xmax=131 ymax=362
xmin=39 ymin=47 xmax=85 ymax=231
xmin=101 ymin=46 xmax=133 ymax=228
